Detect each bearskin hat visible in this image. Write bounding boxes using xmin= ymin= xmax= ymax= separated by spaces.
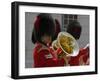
xmin=32 ymin=13 xmax=56 ymax=44
xmin=53 ymin=19 xmax=61 ymax=40
xmin=67 ymin=20 xmax=82 ymax=40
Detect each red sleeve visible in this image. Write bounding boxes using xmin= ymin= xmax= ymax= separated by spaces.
xmin=33 ymin=44 xmax=65 ymax=67
xmin=69 ymin=47 xmax=89 ymax=66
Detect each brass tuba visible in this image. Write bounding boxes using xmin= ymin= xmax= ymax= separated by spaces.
xmin=52 ymin=32 xmax=79 ymax=57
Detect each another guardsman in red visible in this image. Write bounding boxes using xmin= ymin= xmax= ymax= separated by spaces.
xmin=66 ymin=21 xmax=89 ymax=66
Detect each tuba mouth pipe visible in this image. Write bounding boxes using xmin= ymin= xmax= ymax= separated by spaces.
xmin=52 ymin=32 xmax=79 ymax=57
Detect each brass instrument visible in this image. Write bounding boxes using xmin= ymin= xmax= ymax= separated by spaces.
xmin=52 ymin=32 xmax=79 ymax=57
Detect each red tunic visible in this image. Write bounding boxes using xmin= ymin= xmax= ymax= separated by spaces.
xmin=69 ymin=46 xmax=89 ymax=66
xmin=33 ymin=42 xmax=65 ymax=68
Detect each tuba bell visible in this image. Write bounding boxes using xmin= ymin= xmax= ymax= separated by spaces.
xmin=52 ymin=32 xmax=79 ymax=57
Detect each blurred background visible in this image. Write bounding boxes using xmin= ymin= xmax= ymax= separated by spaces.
xmin=25 ymin=12 xmax=89 ymax=68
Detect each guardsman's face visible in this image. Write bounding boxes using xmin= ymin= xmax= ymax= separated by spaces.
xmin=41 ymin=34 xmax=52 ymax=44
